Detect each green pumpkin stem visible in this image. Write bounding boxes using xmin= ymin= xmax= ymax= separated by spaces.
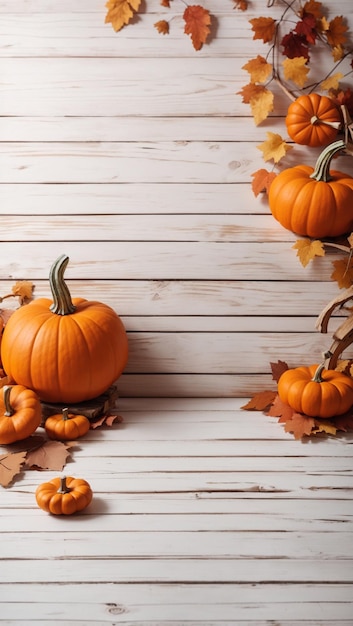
xmin=49 ymin=254 xmax=76 ymax=316
xmin=3 ymin=386 xmax=14 ymax=417
xmin=310 ymin=139 xmax=346 ymax=183
xmin=58 ymin=476 xmax=71 ymax=494
xmin=62 ymin=408 xmax=70 ymax=421
xmin=312 ymin=363 xmax=325 ymax=383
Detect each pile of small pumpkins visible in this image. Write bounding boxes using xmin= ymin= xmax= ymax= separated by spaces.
xmin=269 ymin=92 xmax=353 ymax=239
xmin=0 ymin=254 xmax=129 ymax=514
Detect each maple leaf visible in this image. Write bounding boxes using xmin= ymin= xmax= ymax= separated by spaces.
xmin=313 ymin=420 xmax=337 ymax=437
xmin=331 ymin=45 xmax=345 ymax=62
xmin=233 ymin=0 xmax=248 ymax=10
xmin=321 ymin=72 xmax=344 ymax=92
xmin=326 ymin=16 xmax=348 ymax=47
xmin=183 ymin=5 xmax=211 ymax=51
xmin=282 ymin=57 xmax=309 ymax=88
xmin=90 ymin=413 xmax=124 ymax=429
xmin=25 ymin=440 xmax=76 ymax=471
xmin=332 ymin=88 xmax=353 ymax=119
xmin=270 ymin=360 xmax=289 ymax=382
xmin=241 ymin=390 xmax=277 ymax=411
xmin=331 ymin=258 xmax=353 ymax=289
xmin=302 ymin=1 xmax=323 ymax=20
xmin=238 ymin=83 xmax=265 ymax=104
xmin=105 ymin=0 xmax=141 ymax=33
xmin=160 ymin=0 xmax=171 ymax=6
xmin=249 ymin=17 xmax=276 ymax=44
xmin=257 ymin=132 xmax=292 ymax=163
xmin=267 ymin=395 xmax=294 ymax=422
xmin=242 ymin=55 xmax=272 ymax=84
xmin=295 ymin=14 xmax=318 ymax=45
xmin=292 ymin=239 xmax=325 ymax=267
xmin=11 ymin=280 xmax=34 ymax=305
xmin=154 ymin=20 xmax=169 ymax=35
xmin=250 ymin=89 xmax=274 ymax=125
xmin=281 ymin=32 xmax=310 ymax=60
xmin=284 ymin=412 xmax=316 ymax=439
xmin=251 ymin=169 xmax=277 ymax=196
xmin=0 ymin=451 xmax=27 ymax=487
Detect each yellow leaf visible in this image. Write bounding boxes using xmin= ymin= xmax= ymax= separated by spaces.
xmin=321 ymin=72 xmax=344 ymax=92
xmin=331 ymin=45 xmax=344 ymax=62
xmin=242 ymin=55 xmax=272 ymax=84
xmin=154 ymin=20 xmax=169 ymax=35
xmin=331 ymin=258 xmax=353 ymax=289
xmin=11 ymin=280 xmax=34 ymax=304
xmin=249 ymin=88 xmax=274 ymax=125
xmin=105 ymin=0 xmax=141 ymax=32
xmin=282 ymin=57 xmax=309 ymax=88
xmin=257 ymin=132 xmax=292 ymax=164
xmin=292 ymin=239 xmax=325 ymax=267
xmin=314 ymin=420 xmax=337 ymax=437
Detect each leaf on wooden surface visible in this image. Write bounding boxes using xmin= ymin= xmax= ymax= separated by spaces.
xmin=251 ymin=169 xmax=277 ymax=196
xmin=250 ymin=88 xmax=274 ymax=125
xmin=292 ymin=238 xmax=325 ymax=267
xmin=321 ymin=72 xmax=344 ymax=92
xmin=90 ymin=413 xmax=124 ymax=429
xmin=11 ymin=280 xmax=34 ymax=305
xmin=313 ymin=420 xmax=337 ymax=436
xmin=284 ymin=412 xmax=316 ymax=439
xmin=105 ymin=0 xmax=141 ymax=32
xmin=160 ymin=0 xmax=171 ymax=6
xmin=183 ymin=5 xmax=211 ymax=51
xmin=241 ymin=390 xmax=277 ymax=411
xmin=326 ymin=15 xmax=348 ymax=47
xmin=282 ymin=56 xmax=309 ymax=88
xmin=270 ymin=360 xmax=289 ymax=382
xmin=0 ymin=451 xmax=27 ymax=488
xmin=267 ymin=395 xmax=294 ymax=422
xmin=331 ymin=258 xmax=353 ymax=289
xmin=302 ymin=0 xmax=323 ymax=20
xmin=233 ymin=0 xmax=248 ymax=10
xmin=242 ymin=55 xmax=272 ymax=84
xmin=25 ymin=440 xmax=76 ymax=471
xmin=257 ymin=132 xmax=292 ymax=163
xmin=249 ymin=17 xmax=276 ymax=43
xmin=154 ymin=20 xmax=169 ymax=35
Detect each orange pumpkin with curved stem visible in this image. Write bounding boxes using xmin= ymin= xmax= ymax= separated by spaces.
xmin=1 ymin=254 xmax=129 ymax=403
xmin=35 ymin=476 xmax=93 ymax=515
xmin=286 ymin=93 xmax=342 ymax=147
xmin=45 ymin=408 xmax=90 ymax=441
xmin=0 ymin=385 xmax=42 ymax=444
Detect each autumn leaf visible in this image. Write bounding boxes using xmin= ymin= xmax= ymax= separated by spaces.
xmin=331 ymin=258 xmax=353 ymax=289
xmin=295 ymin=13 xmax=317 ymax=45
xmin=281 ymin=32 xmax=309 ymax=60
xmin=282 ymin=57 xmax=309 ymax=88
xmin=160 ymin=0 xmax=171 ymax=6
xmin=11 ymin=280 xmax=34 ymax=305
xmin=238 ymin=83 xmax=265 ymax=104
xmin=242 ymin=55 xmax=272 ymax=84
xmin=321 ymin=72 xmax=344 ymax=92
xmin=105 ymin=0 xmax=141 ymax=33
xmin=302 ymin=0 xmax=323 ymax=20
xmin=267 ymin=395 xmax=294 ymax=422
xmin=251 ymin=169 xmax=277 ymax=196
xmin=154 ymin=20 xmax=169 ymax=35
xmin=0 ymin=451 xmax=27 ymax=487
xmin=250 ymin=88 xmax=274 ymax=125
xmin=90 ymin=413 xmax=124 ymax=429
xmin=233 ymin=0 xmax=248 ymax=10
xmin=326 ymin=16 xmax=348 ymax=47
xmin=249 ymin=17 xmax=276 ymax=43
xmin=334 ymin=412 xmax=353 ymax=432
xmin=257 ymin=132 xmax=292 ymax=163
xmin=284 ymin=412 xmax=316 ymax=439
xmin=241 ymin=390 xmax=277 ymax=411
xmin=313 ymin=420 xmax=337 ymax=436
xmin=25 ymin=440 xmax=76 ymax=471
xmin=292 ymin=238 xmax=325 ymax=267
xmin=270 ymin=360 xmax=289 ymax=382
xmin=183 ymin=5 xmax=211 ymax=51
xmin=331 ymin=45 xmax=345 ymax=62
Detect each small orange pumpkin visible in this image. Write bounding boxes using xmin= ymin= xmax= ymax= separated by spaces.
xmin=45 ymin=407 xmax=90 ymax=440
xmin=278 ymin=362 xmax=353 ymax=418
xmin=286 ymin=93 xmax=342 ymax=147
xmin=268 ymin=140 xmax=353 ymax=238
xmin=0 ymin=385 xmax=42 ymax=444
xmin=35 ymin=475 xmax=93 ymax=515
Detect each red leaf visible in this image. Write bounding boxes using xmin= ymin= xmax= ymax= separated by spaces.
xmin=281 ymin=32 xmax=310 ymax=60
xmin=270 ymin=360 xmax=289 ymax=382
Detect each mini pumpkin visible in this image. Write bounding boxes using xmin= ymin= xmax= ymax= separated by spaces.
xmin=278 ymin=362 xmax=353 ymax=418
xmin=35 ymin=476 xmax=93 ymax=515
xmin=0 ymin=385 xmax=42 ymax=444
xmin=268 ymin=140 xmax=353 ymax=238
xmin=286 ymin=93 xmax=342 ymax=147
xmin=1 ymin=254 xmax=129 ymax=403
xmin=45 ymin=408 xmax=90 ymax=441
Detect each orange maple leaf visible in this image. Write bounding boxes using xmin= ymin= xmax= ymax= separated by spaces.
xmin=284 ymin=412 xmax=316 ymax=439
xmin=302 ymin=0 xmax=323 ymax=20
xmin=233 ymin=0 xmax=248 ymax=10
xmin=270 ymin=360 xmax=289 ymax=382
xmin=251 ymin=169 xmax=277 ymax=196
xmin=242 ymin=55 xmax=272 ymax=84
xmin=154 ymin=20 xmax=169 ymax=35
xmin=105 ymin=0 xmax=141 ymax=32
xmin=292 ymin=239 xmax=325 ymax=268
xmin=331 ymin=258 xmax=353 ymax=289
xmin=249 ymin=17 xmax=276 ymax=43
xmin=160 ymin=0 xmax=171 ymax=5
xmin=267 ymin=395 xmax=294 ymax=422
xmin=326 ymin=16 xmax=348 ymax=47
xmin=238 ymin=83 xmax=266 ymax=104
xmin=183 ymin=5 xmax=211 ymax=51
xmin=241 ymin=390 xmax=277 ymax=411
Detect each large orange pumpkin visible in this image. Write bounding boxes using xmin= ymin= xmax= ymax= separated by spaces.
xmin=268 ymin=140 xmax=353 ymax=238
xmin=1 ymin=255 xmax=129 ymax=403
xmin=286 ymin=93 xmax=342 ymax=147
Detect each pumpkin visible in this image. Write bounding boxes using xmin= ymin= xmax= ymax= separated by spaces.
xmin=45 ymin=407 xmax=90 ymax=441
xmin=285 ymin=93 xmax=342 ymax=147
xmin=277 ymin=362 xmax=353 ymax=418
xmin=0 ymin=385 xmax=42 ymax=444
xmin=1 ymin=254 xmax=129 ymax=403
xmin=35 ymin=476 xmax=93 ymax=515
xmin=268 ymin=140 xmax=353 ymax=238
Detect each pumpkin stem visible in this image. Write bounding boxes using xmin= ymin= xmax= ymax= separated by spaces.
xmin=62 ymin=407 xmax=70 ymax=421
xmin=58 ymin=476 xmax=71 ymax=494
xmin=310 ymin=115 xmax=341 ymax=130
xmin=311 ymin=363 xmax=325 ymax=383
xmin=49 ymin=254 xmax=76 ymax=316
xmin=3 ymin=386 xmax=14 ymax=417
xmin=310 ymin=139 xmax=346 ymax=183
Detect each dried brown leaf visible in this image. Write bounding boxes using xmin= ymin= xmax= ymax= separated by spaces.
xmin=183 ymin=5 xmax=211 ymax=51
xmin=241 ymin=390 xmax=277 ymax=411
xmin=284 ymin=412 xmax=316 ymax=439
xmin=270 ymin=360 xmax=289 ymax=382
xmin=0 ymin=451 xmax=27 ymax=487
xmin=251 ymin=169 xmax=277 ymax=196
xmin=25 ymin=440 xmax=76 ymax=471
